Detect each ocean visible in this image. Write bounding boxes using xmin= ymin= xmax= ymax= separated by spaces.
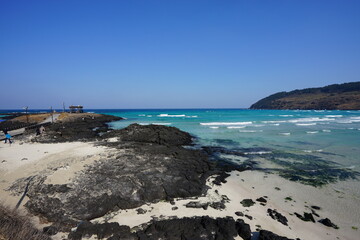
xmin=2 ymin=108 xmax=359 ymax=187
xmin=93 ymin=109 xmax=360 ymax=187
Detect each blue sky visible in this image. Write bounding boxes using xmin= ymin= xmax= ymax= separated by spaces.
xmin=0 ymin=0 xmax=359 ymax=109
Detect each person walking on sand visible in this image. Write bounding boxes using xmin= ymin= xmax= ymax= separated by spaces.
xmin=4 ymin=132 xmax=12 ymax=144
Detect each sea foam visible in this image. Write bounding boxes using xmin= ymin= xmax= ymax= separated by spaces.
xmin=158 ymin=114 xmax=186 ymax=117
xmin=296 ymin=123 xmax=317 ymax=126
xmin=200 ymin=122 xmax=252 ymax=126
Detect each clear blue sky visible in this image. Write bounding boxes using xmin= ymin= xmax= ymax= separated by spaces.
xmin=1 ymin=0 xmax=359 ymax=109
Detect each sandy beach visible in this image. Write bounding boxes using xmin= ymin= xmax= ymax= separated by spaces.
xmin=1 ymin=139 xmax=359 ymax=240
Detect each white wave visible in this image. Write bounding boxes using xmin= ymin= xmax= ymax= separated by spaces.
xmin=209 ymin=126 xmax=219 ymax=129
xmin=303 ymin=149 xmax=323 ymax=153
xmin=158 ymin=114 xmax=186 ymax=117
xmin=252 ymin=124 xmax=265 ymax=127
xmin=314 ymin=110 xmax=325 ymax=112
xmin=244 ymin=151 xmax=272 ymax=155
xmin=138 ymin=114 xmax=145 ymax=116
xmin=295 ymin=123 xmax=317 ymax=126
xmin=271 ymin=123 xmax=280 ymax=126
xmin=279 ymin=132 xmax=291 ymax=135
xmin=280 ymin=115 xmax=293 ymax=117
xmin=262 ymin=120 xmax=286 ymax=124
xmin=326 ymin=115 xmax=343 ymax=118
xmin=239 ymin=130 xmax=263 ymax=133
xmin=151 ymin=122 xmax=171 ymax=125
xmin=306 ymin=131 xmax=319 ymax=134
xmin=185 ymin=115 xmax=198 ymax=118
xmin=227 ymin=126 xmax=246 ymax=129
xmin=322 ymin=129 xmax=331 ymax=132
xmin=200 ymin=122 xmax=252 ymax=126
xmin=348 ymin=128 xmax=355 ymax=130
xmin=289 ymin=117 xmax=335 ymax=123
xmin=147 ymin=115 xmax=152 ymax=117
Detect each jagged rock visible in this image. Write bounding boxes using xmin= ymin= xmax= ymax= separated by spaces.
xmin=245 ymin=215 xmax=253 ymax=220
xmin=235 ymin=219 xmax=252 ymax=240
xmin=318 ymin=218 xmax=339 ymax=229
xmin=212 ymin=172 xmax=231 ymax=185
xmin=235 ymin=211 xmax=244 ymax=217
xmin=30 ymin=114 xmax=122 ymax=143
xmin=256 ymin=197 xmax=267 ymax=203
xmin=294 ymin=212 xmax=315 ymax=222
xmin=136 ymin=216 xmax=243 ymax=240
xmin=136 ymin=208 xmax=147 ymax=214
xmin=311 ymin=209 xmax=320 ymax=217
xmin=23 ymin=125 xmax=214 ymax=224
xmin=68 ymin=221 xmax=132 ymax=240
xmin=185 ymin=201 xmax=209 ymax=210
xmin=258 ymin=230 xmax=295 ymax=240
xmin=210 ymin=201 xmax=226 ymax=210
xmin=240 ymin=199 xmax=255 ymax=207
xmin=267 ymin=209 xmax=288 ymax=226
xmin=311 ymin=205 xmax=321 ymax=210
xmin=103 ymin=123 xmax=192 ymax=146
xmin=43 ymin=226 xmax=58 ymax=235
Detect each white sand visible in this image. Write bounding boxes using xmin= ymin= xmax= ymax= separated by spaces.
xmin=0 ymin=141 xmax=110 ymax=207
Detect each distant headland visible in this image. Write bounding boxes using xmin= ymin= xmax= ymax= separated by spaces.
xmin=250 ymin=81 xmax=360 ymax=110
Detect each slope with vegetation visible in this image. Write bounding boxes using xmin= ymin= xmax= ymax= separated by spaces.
xmin=250 ymin=82 xmax=360 ymax=110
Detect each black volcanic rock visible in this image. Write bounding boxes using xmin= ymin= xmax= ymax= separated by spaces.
xmin=294 ymin=212 xmax=315 ymax=223
xmin=68 ymin=221 xmax=132 ymax=240
xmin=136 ymin=217 xmax=246 ymax=240
xmin=20 ymin=124 xmax=215 ymax=225
xmin=318 ymin=218 xmax=339 ymax=229
xmin=258 ymin=230 xmax=295 ymax=240
xmin=103 ymin=123 xmax=193 ymax=146
xmin=250 ymin=81 xmax=360 ymax=110
xmin=267 ymin=209 xmax=288 ymax=226
xmin=257 ymin=197 xmax=268 ymax=203
xmin=240 ymin=199 xmax=255 ymax=207
xmin=31 ymin=114 xmax=122 ymax=143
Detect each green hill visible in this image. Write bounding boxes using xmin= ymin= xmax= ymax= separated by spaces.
xmin=250 ymin=82 xmax=360 ymax=110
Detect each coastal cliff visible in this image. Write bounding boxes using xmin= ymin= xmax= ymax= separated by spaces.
xmin=250 ymin=81 xmax=360 ymax=110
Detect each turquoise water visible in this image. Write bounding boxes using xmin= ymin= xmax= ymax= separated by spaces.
xmin=94 ymin=109 xmax=360 ymax=186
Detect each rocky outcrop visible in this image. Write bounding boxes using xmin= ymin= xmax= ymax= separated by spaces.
xmin=103 ymin=123 xmax=193 ymax=146
xmin=267 ymin=209 xmax=288 ymax=226
xmin=318 ymin=218 xmax=339 ymax=229
xmin=250 ymin=81 xmax=360 ymax=110
xmin=14 ymin=124 xmax=218 ymax=227
xmin=30 ymin=114 xmax=122 ymax=143
xmin=69 ymin=217 xmax=252 ymax=240
xmin=258 ymin=230 xmax=296 ymax=240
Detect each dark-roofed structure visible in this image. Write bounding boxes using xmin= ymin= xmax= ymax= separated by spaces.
xmin=69 ymin=105 xmax=84 ymax=113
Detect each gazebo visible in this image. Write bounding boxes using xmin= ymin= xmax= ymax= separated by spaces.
xmin=69 ymin=105 xmax=84 ymax=113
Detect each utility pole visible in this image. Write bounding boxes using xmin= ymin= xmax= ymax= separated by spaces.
xmin=50 ymin=106 xmax=54 ymax=123
xmin=23 ymin=106 xmax=29 ymax=123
